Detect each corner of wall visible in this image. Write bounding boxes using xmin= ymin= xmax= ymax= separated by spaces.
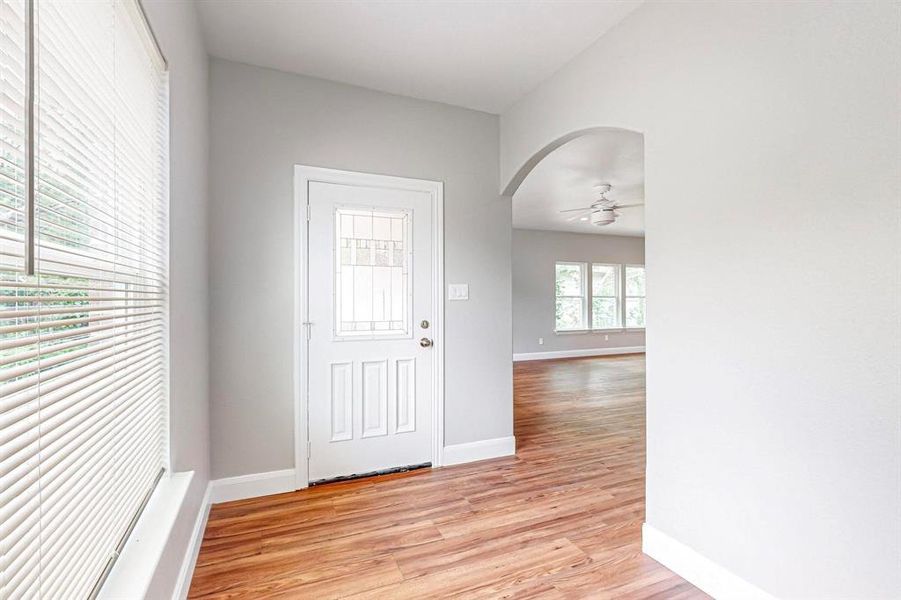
xmin=642 ymin=523 xmax=777 ymax=600
xmin=141 ymin=0 xmax=214 ymax=596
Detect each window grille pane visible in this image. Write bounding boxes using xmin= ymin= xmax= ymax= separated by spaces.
xmin=556 ymin=297 xmax=584 ymax=330
xmin=555 ymin=263 xmax=582 ymax=297
xmin=334 ymin=206 xmax=410 ymax=338
xmin=592 ymin=297 xmax=618 ymax=329
xmin=625 ymin=266 xmax=646 ymax=296
xmin=555 ymin=262 xmax=585 ymax=330
xmin=626 ymin=297 xmax=647 ymax=328
xmin=625 ymin=266 xmax=646 ymax=328
xmin=591 ymin=264 xmax=616 ymax=296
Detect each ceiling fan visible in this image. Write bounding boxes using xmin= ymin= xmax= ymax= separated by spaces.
xmin=559 ymin=183 xmax=643 ymax=226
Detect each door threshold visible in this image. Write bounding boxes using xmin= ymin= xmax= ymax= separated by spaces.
xmin=310 ymin=462 xmax=431 ymax=486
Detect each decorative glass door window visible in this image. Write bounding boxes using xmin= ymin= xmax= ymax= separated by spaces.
xmin=335 ymin=206 xmax=411 ymax=338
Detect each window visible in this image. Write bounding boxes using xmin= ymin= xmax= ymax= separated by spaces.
xmin=591 ymin=264 xmax=619 ymax=329
xmin=335 ymin=207 xmax=411 ymax=338
xmin=555 ymin=262 xmax=587 ymax=330
xmin=1 ymin=1 xmax=168 ymax=597
xmin=0 ymin=0 xmax=27 ymax=272
xmin=625 ymin=265 xmax=647 ymax=328
xmin=553 ymin=263 xmax=645 ymax=331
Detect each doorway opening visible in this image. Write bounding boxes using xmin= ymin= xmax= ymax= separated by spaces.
xmin=507 ymin=125 xmax=647 ymax=489
xmin=509 ymin=127 xmax=645 ymax=360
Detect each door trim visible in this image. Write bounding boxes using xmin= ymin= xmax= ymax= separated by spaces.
xmin=293 ymin=165 xmax=445 ymax=489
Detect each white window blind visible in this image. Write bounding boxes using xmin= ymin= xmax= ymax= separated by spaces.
xmin=0 ymin=0 xmax=168 ymax=597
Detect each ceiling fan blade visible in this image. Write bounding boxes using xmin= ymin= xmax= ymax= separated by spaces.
xmin=559 ymin=207 xmax=593 ymax=213
xmin=613 ymin=203 xmax=643 ymax=209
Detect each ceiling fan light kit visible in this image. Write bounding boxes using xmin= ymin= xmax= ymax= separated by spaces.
xmin=591 ymin=210 xmax=616 ymax=226
xmin=559 ymin=183 xmax=643 ymax=227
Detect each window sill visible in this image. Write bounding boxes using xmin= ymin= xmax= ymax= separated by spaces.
xmin=554 ymin=328 xmax=646 ymax=335
xmin=98 ymin=471 xmax=194 ymax=599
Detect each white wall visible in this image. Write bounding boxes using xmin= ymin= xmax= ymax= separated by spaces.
xmin=208 ymin=59 xmax=512 ymax=479
xmin=141 ymin=1 xmax=211 ymax=597
xmin=502 ymin=2 xmax=900 ymax=597
xmin=512 ymin=229 xmax=645 ymax=355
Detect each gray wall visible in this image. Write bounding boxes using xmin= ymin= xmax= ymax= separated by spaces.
xmin=209 ymin=59 xmax=512 ymax=479
xmin=512 ymin=229 xmax=645 ymax=355
xmin=501 ymin=1 xmax=900 ymax=597
xmin=142 ymin=1 xmax=211 ymax=597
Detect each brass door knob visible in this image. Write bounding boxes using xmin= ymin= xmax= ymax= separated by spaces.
xmin=419 ymin=338 xmax=433 ymax=348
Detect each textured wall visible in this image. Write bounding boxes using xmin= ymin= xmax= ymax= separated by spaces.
xmin=209 ymin=59 xmax=513 ymax=478
xmin=502 ymin=2 xmax=901 ymax=596
xmin=141 ymin=1 xmax=211 ymax=597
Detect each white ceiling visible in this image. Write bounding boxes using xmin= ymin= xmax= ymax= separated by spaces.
xmin=195 ymin=0 xmax=642 ymax=114
xmin=512 ymin=129 xmax=644 ymax=236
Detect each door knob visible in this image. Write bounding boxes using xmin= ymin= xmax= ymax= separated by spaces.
xmin=419 ymin=337 xmax=433 ymax=348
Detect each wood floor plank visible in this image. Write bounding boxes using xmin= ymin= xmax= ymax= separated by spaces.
xmin=202 ymin=555 xmax=404 ymax=600
xmin=346 ymin=538 xmax=589 ymax=599
xmin=188 ymin=354 xmax=709 ymax=599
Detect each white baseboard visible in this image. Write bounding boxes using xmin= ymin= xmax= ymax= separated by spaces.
xmin=642 ymin=523 xmax=776 ymax=600
xmin=209 ymin=468 xmax=296 ymax=504
xmin=513 ymin=346 xmax=645 ymax=362
xmin=172 ymin=482 xmax=212 ymax=600
xmin=442 ymin=436 xmax=516 ymax=466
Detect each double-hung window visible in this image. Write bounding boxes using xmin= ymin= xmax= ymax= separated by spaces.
xmin=554 ymin=262 xmax=587 ymax=331
xmin=1 ymin=1 xmax=169 ymax=597
xmin=624 ymin=265 xmax=646 ymax=328
xmin=555 ymin=262 xmax=645 ymax=331
xmin=590 ymin=264 xmax=619 ymax=329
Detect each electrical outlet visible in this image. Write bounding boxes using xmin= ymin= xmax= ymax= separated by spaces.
xmin=604 ymin=334 xmax=609 ymax=341
xmin=538 ymin=337 xmax=544 ymax=345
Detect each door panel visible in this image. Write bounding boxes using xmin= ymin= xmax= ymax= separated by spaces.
xmin=306 ymin=178 xmax=434 ymax=482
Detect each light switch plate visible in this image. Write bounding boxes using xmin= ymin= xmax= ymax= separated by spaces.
xmin=448 ymin=283 xmax=469 ymax=301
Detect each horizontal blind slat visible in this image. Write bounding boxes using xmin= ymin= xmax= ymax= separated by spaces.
xmin=0 ymin=336 xmax=162 ymax=411
xmin=0 ymin=328 xmax=162 ymax=386
xmin=0 ymin=313 xmax=161 ymax=351
xmin=0 ymin=369 xmax=162 ymax=515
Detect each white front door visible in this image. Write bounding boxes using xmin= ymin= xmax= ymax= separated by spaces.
xmin=302 ymin=170 xmax=438 ymax=483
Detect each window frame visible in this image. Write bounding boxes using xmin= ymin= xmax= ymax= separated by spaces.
xmin=554 ymin=261 xmax=588 ymax=332
xmin=589 ymin=262 xmax=622 ymax=331
xmin=552 ymin=262 xmax=646 ymax=334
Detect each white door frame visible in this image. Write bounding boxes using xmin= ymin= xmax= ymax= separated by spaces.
xmin=293 ymin=165 xmax=445 ymax=489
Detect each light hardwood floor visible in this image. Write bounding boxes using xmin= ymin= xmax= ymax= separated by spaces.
xmin=188 ymin=354 xmax=708 ymax=599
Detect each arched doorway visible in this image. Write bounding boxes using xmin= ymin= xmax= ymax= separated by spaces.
xmin=507 ymin=128 xmax=651 ymax=569
xmin=508 ymin=126 xmax=646 ymax=362
xmin=502 ymin=126 xmax=644 ymax=197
